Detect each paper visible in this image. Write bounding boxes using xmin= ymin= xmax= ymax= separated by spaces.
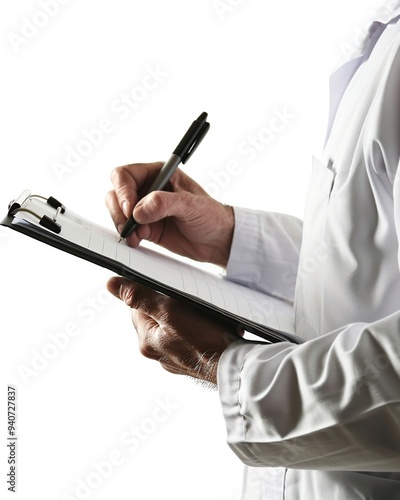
xmin=11 ymin=196 xmax=295 ymax=336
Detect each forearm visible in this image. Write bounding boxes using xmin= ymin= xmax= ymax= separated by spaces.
xmin=218 ymin=312 xmax=400 ymax=471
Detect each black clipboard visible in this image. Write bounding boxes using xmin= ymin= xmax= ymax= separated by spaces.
xmin=1 ymin=190 xmax=304 ymax=345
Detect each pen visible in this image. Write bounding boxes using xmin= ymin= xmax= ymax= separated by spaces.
xmin=118 ymin=112 xmax=210 ymax=241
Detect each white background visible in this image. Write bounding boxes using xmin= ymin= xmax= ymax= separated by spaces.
xmin=0 ymin=1 xmax=387 ymax=499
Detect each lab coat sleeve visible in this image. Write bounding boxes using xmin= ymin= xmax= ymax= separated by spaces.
xmin=218 ymin=318 xmax=400 ymax=471
xmin=226 ymin=206 xmax=303 ymax=303
xmin=218 ymin=37 xmax=400 ymax=472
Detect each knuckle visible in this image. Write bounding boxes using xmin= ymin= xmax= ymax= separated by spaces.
xmin=110 ymin=166 xmax=124 ymax=184
xmin=121 ymin=282 xmax=158 ymax=313
xmin=138 ymin=341 xmax=156 ymax=359
xmin=155 ymin=327 xmax=170 ymax=349
xmin=147 ymin=191 xmax=167 ymax=216
xmin=120 ymin=285 xmax=137 ymax=308
xmin=105 ymin=190 xmax=115 ymax=205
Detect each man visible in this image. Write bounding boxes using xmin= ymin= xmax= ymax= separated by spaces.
xmin=106 ymin=1 xmax=400 ymax=498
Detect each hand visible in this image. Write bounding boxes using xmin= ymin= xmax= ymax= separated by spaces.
xmin=107 ymin=277 xmax=244 ymax=386
xmin=106 ymin=162 xmax=234 ymax=267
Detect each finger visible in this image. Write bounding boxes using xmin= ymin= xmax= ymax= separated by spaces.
xmin=131 ymin=309 xmax=161 ymax=360
xmin=125 ymin=222 xmax=151 ymax=248
xmin=110 ymin=162 xmax=164 ymax=218
xmin=106 ymin=276 xmax=122 ymax=299
xmin=106 ymin=190 xmax=147 ymax=246
xmin=133 ymin=189 xmax=198 ymax=225
xmin=108 ymin=279 xmax=165 ymax=361
xmin=105 ymin=190 xmax=127 ymax=233
xmin=106 ymin=277 xmax=165 ymax=317
xmin=131 ymin=310 xmax=189 ymax=371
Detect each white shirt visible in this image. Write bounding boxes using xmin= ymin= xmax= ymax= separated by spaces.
xmin=219 ymin=2 xmax=400 ymax=498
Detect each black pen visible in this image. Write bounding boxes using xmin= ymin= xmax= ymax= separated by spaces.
xmin=118 ymin=112 xmax=210 ymax=241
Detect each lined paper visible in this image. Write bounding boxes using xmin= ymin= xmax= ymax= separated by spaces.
xmin=13 ymin=197 xmax=295 ymax=333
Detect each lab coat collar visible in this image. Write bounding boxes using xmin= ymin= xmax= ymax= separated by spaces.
xmin=373 ymin=0 xmax=400 ymax=25
xmin=335 ymin=0 xmax=400 ymax=68
xmin=324 ymin=1 xmax=400 ymax=146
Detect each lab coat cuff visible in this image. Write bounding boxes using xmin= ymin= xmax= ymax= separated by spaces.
xmin=217 ymin=340 xmax=262 ymax=463
xmin=226 ymin=207 xmax=265 ymax=284
xmin=226 ymin=207 xmax=301 ymax=302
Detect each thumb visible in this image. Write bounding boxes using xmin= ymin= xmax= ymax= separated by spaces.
xmin=106 ymin=276 xmax=141 ymax=307
xmin=107 ymin=277 xmax=143 ymax=306
xmin=133 ymin=190 xmax=194 ymax=224
xmin=106 ymin=276 xmax=126 ymax=301
xmin=106 ymin=277 xmax=163 ymax=314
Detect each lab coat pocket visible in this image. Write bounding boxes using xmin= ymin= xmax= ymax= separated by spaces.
xmin=303 ymin=156 xmax=336 ymax=235
xmin=311 ymin=156 xmax=336 ymax=203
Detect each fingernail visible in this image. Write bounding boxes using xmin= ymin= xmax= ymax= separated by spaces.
xmin=121 ymin=201 xmax=128 ymax=218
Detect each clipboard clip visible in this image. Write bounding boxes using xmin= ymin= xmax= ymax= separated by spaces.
xmin=8 ymin=191 xmax=66 ymax=234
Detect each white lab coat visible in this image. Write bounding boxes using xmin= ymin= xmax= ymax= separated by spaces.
xmin=219 ymin=2 xmax=400 ymax=498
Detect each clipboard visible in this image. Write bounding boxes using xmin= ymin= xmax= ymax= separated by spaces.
xmin=1 ymin=190 xmax=303 ymax=345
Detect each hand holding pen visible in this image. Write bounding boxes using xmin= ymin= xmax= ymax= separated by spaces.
xmin=106 ymin=112 xmax=235 ymax=267
xmin=118 ymin=112 xmax=210 ymax=241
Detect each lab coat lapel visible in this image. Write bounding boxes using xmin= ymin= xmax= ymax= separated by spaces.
xmin=325 ymin=1 xmax=400 ymax=144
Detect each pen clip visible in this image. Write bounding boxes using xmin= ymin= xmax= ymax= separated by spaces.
xmin=173 ymin=112 xmax=210 ymax=164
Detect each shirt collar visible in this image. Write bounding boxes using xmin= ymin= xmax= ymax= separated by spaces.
xmin=372 ymin=0 xmax=400 ymax=25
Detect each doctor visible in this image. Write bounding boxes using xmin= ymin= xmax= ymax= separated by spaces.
xmin=106 ymin=1 xmax=400 ymax=498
